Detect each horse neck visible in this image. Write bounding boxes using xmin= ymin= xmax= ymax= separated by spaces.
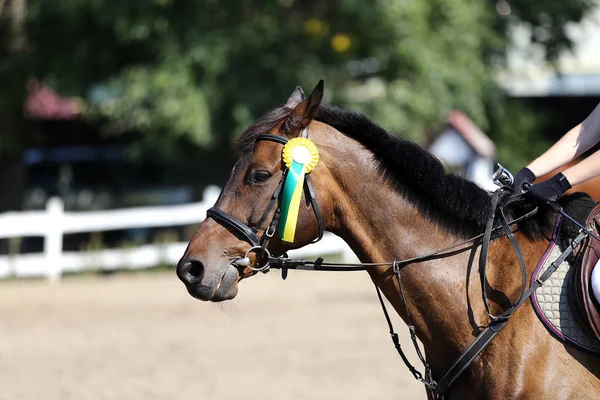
xmin=317 ymin=127 xmax=499 ymax=371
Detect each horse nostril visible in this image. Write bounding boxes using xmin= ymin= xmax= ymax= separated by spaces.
xmin=188 ymin=261 xmax=205 ymax=278
xmin=177 ymin=259 xmax=205 ymax=285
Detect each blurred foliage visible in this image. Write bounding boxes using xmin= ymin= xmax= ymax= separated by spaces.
xmin=0 ymin=0 xmax=597 ymax=167
xmin=506 ymin=0 xmax=594 ymax=62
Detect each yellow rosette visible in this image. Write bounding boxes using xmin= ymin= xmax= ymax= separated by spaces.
xmin=279 ymin=137 xmax=320 ymax=242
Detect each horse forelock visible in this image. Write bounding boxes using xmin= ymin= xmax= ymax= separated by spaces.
xmin=234 ymin=106 xmax=292 ymax=154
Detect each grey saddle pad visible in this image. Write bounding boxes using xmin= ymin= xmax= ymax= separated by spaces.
xmin=531 ymin=216 xmax=600 ymax=355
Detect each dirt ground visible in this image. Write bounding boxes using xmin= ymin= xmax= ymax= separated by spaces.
xmin=0 ymin=270 xmax=426 ymax=400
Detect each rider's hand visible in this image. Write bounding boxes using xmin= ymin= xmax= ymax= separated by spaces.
xmin=513 ymin=167 xmax=536 ymax=194
xmin=526 ymin=172 xmax=572 ymax=204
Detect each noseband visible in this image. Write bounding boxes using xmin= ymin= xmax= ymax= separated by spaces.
xmin=206 ymin=127 xmax=324 ymax=271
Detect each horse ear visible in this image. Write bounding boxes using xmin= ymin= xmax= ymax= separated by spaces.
xmin=282 ymin=80 xmax=324 ymax=137
xmin=284 ymin=86 xmax=306 ymax=109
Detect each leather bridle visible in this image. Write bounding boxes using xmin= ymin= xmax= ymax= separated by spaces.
xmin=206 ymin=127 xmax=324 ymax=272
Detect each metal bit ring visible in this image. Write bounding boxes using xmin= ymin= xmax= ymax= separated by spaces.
xmin=244 ymin=246 xmax=272 ymax=272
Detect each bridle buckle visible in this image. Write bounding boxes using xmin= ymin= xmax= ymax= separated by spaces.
xmin=392 ymin=260 xmax=402 ymax=274
xmin=265 ymin=223 xmax=276 ymax=238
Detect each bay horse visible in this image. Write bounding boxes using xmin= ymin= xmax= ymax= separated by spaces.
xmin=177 ymin=81 xmax=600 ymax=399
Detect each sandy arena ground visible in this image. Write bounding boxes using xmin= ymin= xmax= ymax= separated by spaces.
xmin=0 ymin=270 xmax=425 ymax=400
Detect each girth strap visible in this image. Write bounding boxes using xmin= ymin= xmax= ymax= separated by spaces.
xmin=207 ymin=208 xmax=260 ymax=246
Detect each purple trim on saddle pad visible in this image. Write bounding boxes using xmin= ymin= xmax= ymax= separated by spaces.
xmin=530 ymin=216 xmax=566 ymax=340
xmin=530 ymin=215 xmax=600 ymax=355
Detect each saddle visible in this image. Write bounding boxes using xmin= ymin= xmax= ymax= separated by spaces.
xmin=572 ymin=203 xmax=600 ymax=341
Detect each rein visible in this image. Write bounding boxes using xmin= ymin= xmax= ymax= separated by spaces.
xmin=205 ymin=129 xmax=589 ymax=398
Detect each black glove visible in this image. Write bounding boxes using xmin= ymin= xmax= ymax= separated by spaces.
xmin=513 ymin=167 xmax=536 ymax=193
xmin=527 ymin=172 xmax=572 ymax=204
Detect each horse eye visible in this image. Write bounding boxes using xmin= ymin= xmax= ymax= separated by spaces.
xmin=252 ymin=170 xmax=272 ymax=183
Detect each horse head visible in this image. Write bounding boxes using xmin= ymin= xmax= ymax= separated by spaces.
xmin=177 ymin=81 xmax=337 ymax=302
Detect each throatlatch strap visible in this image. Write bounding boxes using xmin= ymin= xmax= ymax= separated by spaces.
xmin=305 ymin=174 xmax=324 ymax=243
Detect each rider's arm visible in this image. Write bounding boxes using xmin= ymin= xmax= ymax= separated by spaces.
xmin=520 ymin=103 xmax=600 ymax=203
xmin=561 ymin=146 xmax=600 ymax=187
xmin=528 ymin=102 xmax=600 ymax=182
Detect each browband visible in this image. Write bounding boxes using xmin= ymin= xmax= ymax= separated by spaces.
xmin=256 ymin=134 xmax=289 ymax=145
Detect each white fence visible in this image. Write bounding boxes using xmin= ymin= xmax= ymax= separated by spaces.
xmin=0 ymin=186 xmax=356 ymax=282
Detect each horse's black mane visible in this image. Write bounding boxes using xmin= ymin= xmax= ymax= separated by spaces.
xmin=315 ymin=105 xmax=496 ymax=237
xmin=236 ymin=104 xmax=594 ymax=239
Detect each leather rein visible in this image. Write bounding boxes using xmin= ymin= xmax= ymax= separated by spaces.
xmin=204 ymin=129 xmax=588 ymax=398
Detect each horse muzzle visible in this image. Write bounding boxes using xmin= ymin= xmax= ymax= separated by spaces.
xmin=176 ymin=258 xmax=240 ymax=302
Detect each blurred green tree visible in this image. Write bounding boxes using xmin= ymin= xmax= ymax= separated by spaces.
xmin=0 ymin=0 xmax=595 ymax=210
